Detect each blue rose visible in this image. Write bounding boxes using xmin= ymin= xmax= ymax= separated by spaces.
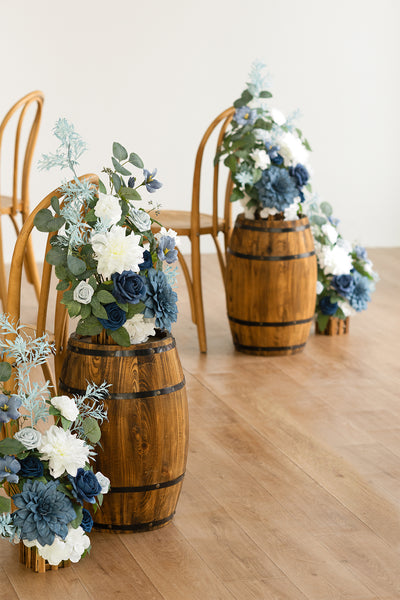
xmin=98 ymin=302 xmax=127 ymax=331
xmin=139 ymin=250 xmax=153 ymax=271
xmin=19 ymin=455 xmax=44 ymax=478
xmin=111 ymin=271 xmax=147 ymax=304
xmin=331 ymin=274 xmax=355 ymax=298
xmin=319 ymin=296 xmax=338 ymax=316
xmin=69 ymin=468 xmax=102 ymax=504
xmin=289 ymin=164 xmax=309 ymax=188
xmin=81 ymin=508 xmax=93 ymax=533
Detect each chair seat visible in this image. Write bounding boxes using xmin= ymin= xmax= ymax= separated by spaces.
xmin=152 ymin=210 xmax=225 ymax=236
xmin=0 ymin=195 xmax=22 ymax=214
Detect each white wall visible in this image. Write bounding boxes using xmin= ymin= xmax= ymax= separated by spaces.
xmin=1 ymin=0 xmax=399 ymax=263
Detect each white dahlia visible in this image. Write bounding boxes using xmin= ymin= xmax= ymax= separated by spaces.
xmin=91 ymin=226 xmax=144 ymax=279
xmin=38 ymin=425 xmax=90 ymax=478
xmin=94 ymin=193 xmax=122 ymax=227
xmin=318 ymin=245 xmax=353 ymax=276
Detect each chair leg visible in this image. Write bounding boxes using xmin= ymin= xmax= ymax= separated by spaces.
xmin=191 ymin=234 xmax=207 ymax=353
xmin=0 ymin=219 xmax=8 ymax=310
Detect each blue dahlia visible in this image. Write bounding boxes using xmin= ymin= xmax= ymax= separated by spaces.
xmin=255 ymin=166 xmax=299 ymax=211
xmin=144 ymin=268 xmax=178 ymax=331
xmin=234 ymin=106 xmax=257 ymax=126
xmin=12 ymin=479 xmax=76 ymax=546
xmin=348 ymin=271 xmax=372 ymax=312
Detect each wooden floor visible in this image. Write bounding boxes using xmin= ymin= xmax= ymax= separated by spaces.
xmin=1 ymin=248 xmax=399 ymax=599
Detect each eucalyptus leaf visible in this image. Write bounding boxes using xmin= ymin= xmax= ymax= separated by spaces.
xmin=0 ymin=437 xmax=26 ymax=457
xmin=320 ymin=202 xmax=333 ymax=217
xmin=83 ymin=417 xmax=101 ymax=444
xmin=50 ymin=196 xmax=60 ymax=214
xmin=98 ymin=179 xmax=107 ymax=194
xmin=34 ymin=209 xmax=65 ymax=232
xmin=259 ymin=90 xmax=272 ymax=98
xmin=128 ymin=152 xmax=144 ymax=168
xmin=113 ymin=142 xmax=128 ymax=162
xmin=0 ymin=496 xmax=11 ymax=513
xmin=119 ymin=187 xmax=142 ymax=201
xmin=67 ymin=300 xmax=81 ymax=318
xmin=0 ymin=361 xmax=11 ymax=382
xmin=70 ymin=504 xmax=83 ymax=529
xmin=67 ymin=255 xmax=86 ymax=276
xmin=112 ymin=157 xmax=131 ymax=176
xmin=107 ymin=326 xmax=130 ymax=347
xmin=76 ymin=316 xmax=103 ymax=336
xmin=230 ymin=188 xmax=244 ymax=203
xmin=55 ymin=265 xmax=70 ymax=280
xmin=56 ymin=280 xmax=70 ymax=291
xmin=46 ymin=246 xmax=67 ymax=266
xmin=112 ymin=173 xmax=121 ymax=193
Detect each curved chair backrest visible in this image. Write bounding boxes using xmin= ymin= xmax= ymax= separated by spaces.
xmin=0 ymin=91 xmax=44 ymax=215
xmin=6 ymin=174 xmax=99 ymax=390
xmin=191 ymin=107 xmax=235 ymax=239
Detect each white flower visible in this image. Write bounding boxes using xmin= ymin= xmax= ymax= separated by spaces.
xmin=38 ymin=425 xmax=90 ymax=478
xmin=337 ymin=237 xmax=352 ymax=254
xmin=129 ymin=206 xmax=151 ymax=232
xmin=318 ymin=245 xmax=353 ymax=276
xmin=95 ymin=471 xmax=111 ymax=494
xmin=338 ymin=299 xmax=356 ymax=317
xmin=277 ymin=131 xmax=309 ymax=167
xmin=259 ymin=206 xmax=279 ymax=219
xmin=284 ymin=201 xmax=299 ymax=221
xmin=321 ymin=223 xmax=338 ymax=245
xmin=316 ymin=280 xmax=324 ymax=295
xmin=254 ymin=128 xmax=271 ymax=144
xmin=14 ymin=427 xmax=41 ymax=450
xmin=249 ymin=149 xmax=270 ymax=170
xmin=270 ymin=107 xmax=286 ymax=126
xmin=124 ymin=314 xmax=156 ymax=345
xmin=51 ymin=395 xmax=79 ymax=422
xmin=91 ymin=226 xmax=144 ymax=279
xmin=73 ymin=280 xmax=94 ymax=305
xmin=33 ymin=527 xmax=91 ymax=566
xmin=94 ymin=193 xmax=122 ymax=227
xmin=63 ymin=526 xmax=91 ymax=563
xmin=239 ymin=194 xmax=256 ymax=219
xmin=155 ymin=226 xmax=180 ymax=247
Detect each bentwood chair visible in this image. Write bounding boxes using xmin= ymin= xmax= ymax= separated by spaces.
xmin=5 ymin=174 xmax=99 ymax=392
xmin=153 ymin=107 xmax=235 ymax=353
xmin=0 ymin=91 xmax=44 ymax=309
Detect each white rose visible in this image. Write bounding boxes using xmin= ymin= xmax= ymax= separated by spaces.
xmin=51 ymin=395 xmax=79 ymax=422
xmin=259 ymin=206 xmax=279 ymax=219
xmin=14 ymin=427 xmax=41 ymax=450
xmin=318 ymin=246 xmax=353 ymax=276
xmin=124 ymin=314 xmax=156 ymax=345
xmin=321 ymin=223 xmax=338 ymax=245
xmin=94 ymin=193 xmax=122 ymax=227
xmin=284 ymin=201 xmax=299 ymax=221
xmin=316 ymin=280 xmax=324 ymax=295
xmin=249 ymin=149 xmax=270 ymax=170
xmin=95 ymin=471 xmax=111 ymax=494
xmin=270 ymin=107 xmax=286 ymax=126
xmin=338 ymin=299 xmax=356 ymax=317
xmin=277 ymin=131 xmax=309 ymax=167
xmin=239 ymin=194 xmax=256 ymax=219
xmin=73 ymin=281 xmax=94 ymax=305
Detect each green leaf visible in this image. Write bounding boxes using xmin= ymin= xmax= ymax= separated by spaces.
xmin=83 ymin=417 xmax=101 ymax=444
xmin=88 ymin=275 xmax=98 ymax=290
xmin=67 ymin=300 xmax=81 ymax=318
xmin=57 ymin=482 xmax=74 ymax=500
xmin=233 ymin=89 xmax=253 ymax=108
xmin=50 ymin=196 xmax=60 ymax=214
xmin=112 ymin=173 xmax=121 ymax=193
xmin=61 ymin=416 xmax=72 ymax=430
xmin=119 ymin=187 xmax=142 ymax=201
xmin=76 ymin=315 xmax=104 ymax=336
xmin=80 ymin=304 xmax=91 ymax=320
xmin=70 ymin=504 xmax=83 ymax=529
xmin=34 ymin=209 xmax=65 ymax=232
xmin=62 ymin=289 xmax=74 ymax=303
xmin=107 ymin=326 xmax=131 ymax=347
xmin=304 ymin=138 xmax=312 ymax=151
xmin=0 ymin=496 xmax=11 ymax=513
xmin=230 ymin=188 xmax=244 ymax=203
xmin=56 ymin=280 xmax=70 ymax=291
xmin=252 ymin=168 xmax=262 ymax=185
xmin=0 ymin=437 xmax=26 ymax=457
xmin=48 ymin=405 xmax=60 ymax=417
xmin=317 ymin=313 xmax=330 ymax=332
xmin=67 ymin=255 xmax=86 ymax=276
xmin=259 ymin=90 xmax=272 ymax=98
xmin=310 ymin=215 xmax=327 ymax=227
xmin=224 ymin=155 xmax=237 ymax=172
xmin=113 ymin=142 xmax=128 ymax=162
xmin=320 ymin=202 xmax=333 ymax=217
xmin=253 ymin=118 xmax=272 ymax=130
xmin=0 ymin=362 xmax=11 ymax=382
xmin=97 ymin=493 xmax=104 ymax=507
xmin=96 ymin=290 xmax=115 ymax=304
xmin=112 ymin=157 xmax=131 ymax=176
xmin=98 ymin=179 xmax=107 ymax=194
xmin=126 ymin=301 xmax=145 ymax=319
xmin=55 ymin=265 xmax=70 ymax=280
xmin=128 ymin=152 xmax=144 ymax=168
xmin=306 ymin=183 xmax=312 ymax=193
xmin=46 ymin=246 xmax=67 ymax=266
xmin=91 ymin=298 xmax=108 ymax=319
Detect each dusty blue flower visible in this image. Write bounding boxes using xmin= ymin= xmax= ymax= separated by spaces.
xmin=12 ymin=479 xmax=76 ymax=546
xmin=319 ymin=296 xmax=338 ymax=316
xmin=234 ymin=106 xmax=257 ymax=126
xmin=329 ymin=216 xmax=340 ymax=227
xmin=349 ymin=271 xmax=372 ymax=312
xmin=354 ymin=245 xmax=368 ymax=260
xmin=0 ymin=394 xmax=22 ymax=423
xmin=128 ymin=176 xmax=136 ymax=188
xmin=98 ymin=302 xmax=127 ymax=331
xmin=112 ymin=271 xmax=147 ymax=304
xmin=143 ymin=169 xmax=162 ymax=193
xmin=81 ymin=508 xmax=93 ymax=533
xmin=289 ymin=164 xmax=309 ymax=187
xmin=255 ymin=166 xmax=299 ymax=211
xmin=266 ymin=144 xmax=283 ymax=165
xmin=139 ymin=250 xmax=153 ymax=271
xmin=144 ymin=268 xmax=178 ymax=331
xmin=157 ymin=236 xmax=178 ymax=264
xmin=68 ymin=468 xmax=102 ymax=504
xmin=19 ymin=455 xmax=44 ymax=478
xmin=0 ymin=455 xmax=20 ymax=483
xmin=331 ymin=274 xmax=355 ymax=298
xmin=0 ymin=513 xmax=18 ymax=538
xmin=235 ymin=170 xmax=254 ymax=186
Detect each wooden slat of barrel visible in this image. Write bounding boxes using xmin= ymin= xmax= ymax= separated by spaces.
xmin=226 ymin=214 xmax=317 ymax=356
xmin=59 ymin=332 xmax=189 ymax=532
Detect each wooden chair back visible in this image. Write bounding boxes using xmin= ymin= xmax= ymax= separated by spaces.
xmin=0 ymin=91 xmax=44 ymax=216
xmin=6 ymin=174 xmax=99 ymax=391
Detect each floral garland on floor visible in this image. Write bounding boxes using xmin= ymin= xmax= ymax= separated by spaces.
xmin=306 ymin=198 xmax=378 ymax=331
xmin=0 ymin=315 xmax=109 ymax=565
xmin=34 ymin=120 xmax=179 ymax=346
xmin=216 ymin=61 xmax=313 ymax=221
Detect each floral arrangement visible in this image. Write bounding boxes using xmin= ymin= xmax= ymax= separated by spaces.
xmin=34 ymin=120 xmax=179 ymax=346
xmin=217 ymin=62 xmax=313 ymax=221
xmin=0 ymin=315 xmax=110 ymax=566
xmin=306 ymin=198 xmax=378 ymax=332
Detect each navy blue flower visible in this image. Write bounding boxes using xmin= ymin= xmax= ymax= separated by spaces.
xmin=139 ymin=250 xmax=153 ymax=271
xmin=331 ymin=274 xmax=355 ymax=298
xmin=0 ymin=394 xmax=22 ymax=423
xmin=265 ymin=144 xmax=283 ymax=165
xmin=255 ymin=166 xmax=299 ymax=211
xmin=319 ymin=296 xmax=338 ymax=316
xmin=81 ymin=508 xmax=93 ymax=533
xmin=98 ymin=302 xmax=127 ymax=331
xmin=128 ymin=176 xmax=136 ymax=188
xmin=12 ymin=479 xmax=76 ymax=546
xmin=157 ymin=236 xmax=178 ymax=264
xmin=234 ymin=106 xmax=257 ymax=126
xmin=0 ymin=455 xmax=20 ymax=483
xmin=112 ymin=271 xmax=147 ymax=304
xmin=354 ymin=245 xmax=368 ymax=261
xmin=69 ymin=468 xmax=102 ymax=504
xmin=19 ymin=455 xmax=44 ymax=478
xmin=143 ymin=169 xmax=162 ymax=193
xmin=289 ymin=164 xmax=309 ymax=188
xmin=349 ymin=271 xmax=372 ymax=312
xmin=144 ymin=268 xmax=178 ymax=331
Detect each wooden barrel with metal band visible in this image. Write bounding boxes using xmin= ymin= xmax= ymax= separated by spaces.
xmin=59 ymin=332 xmax=189 ymax=532
xmin=226 ymin=213 xmax=317 ymax=356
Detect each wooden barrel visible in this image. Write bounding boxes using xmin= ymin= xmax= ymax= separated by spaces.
xmin=226 ymin=213 xmax=317 ymax=356
xmin=59 ymin=332 xmax=189 ymax=532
